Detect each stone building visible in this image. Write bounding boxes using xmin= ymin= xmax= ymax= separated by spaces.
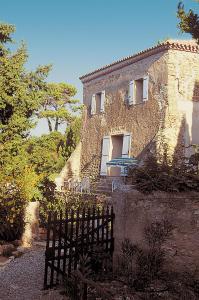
xmin=58 ymin=40 xmax=199 ymax=187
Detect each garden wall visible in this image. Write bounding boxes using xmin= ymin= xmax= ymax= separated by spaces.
xmin=112 ymin=190 xmax=199 ymax=273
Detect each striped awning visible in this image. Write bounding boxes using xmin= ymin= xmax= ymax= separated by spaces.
xmin=106 ymin=157 xmax=138 ymax=167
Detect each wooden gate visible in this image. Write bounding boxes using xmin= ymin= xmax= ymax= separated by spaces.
xmin=44 ymin=205 xmax=114 ymax=290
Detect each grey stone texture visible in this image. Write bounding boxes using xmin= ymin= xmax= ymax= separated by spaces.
xmin=80 ymin=40 xmax=199 ymax=179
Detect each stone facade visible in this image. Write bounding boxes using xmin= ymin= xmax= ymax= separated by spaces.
xmin=55 ymin=142 xmax=82 ymax=190
xmin=79 ymin=40 xmax=199 ymax=179
xmin=112 ymin=190 xmax=199 ymax=273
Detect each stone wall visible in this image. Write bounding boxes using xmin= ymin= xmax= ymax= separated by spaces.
xmin=158 ymin=50 xmax=199 ymax=161
xmin=22 ymin=201 xmax=39 ymax=247
xmin=80 ymin=45 xmax=199 ymax=179
xmin=112 ymin=190 xmax=199 ymax=273
xmin=55 ymin=142 xmax=82 ymax=189
xmin=81 ymin=51 xmax=169 ymax=178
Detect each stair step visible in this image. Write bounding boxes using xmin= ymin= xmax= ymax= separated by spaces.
xmin=94 ymin=187 xmax=112 ymax=192
xmin=96 ymin=183 xmax=112 ymax=188
xmin=91 ymin=176 xmax=126 ymax=196
xmin=93 ymin=191 xmax=112 ymax=196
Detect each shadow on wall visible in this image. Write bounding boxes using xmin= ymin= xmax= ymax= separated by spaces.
xmin=173 ymin=80 xmax=199 ymax=165
xmin=135 ymin=79 xmax=169 ymax=162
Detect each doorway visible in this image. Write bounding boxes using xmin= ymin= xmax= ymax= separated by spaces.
xmin=109 ymin=135 xmax=123 ymax=176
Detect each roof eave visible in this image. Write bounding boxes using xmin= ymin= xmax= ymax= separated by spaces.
xmin=79 ymin=40 xmax=199 ymax=84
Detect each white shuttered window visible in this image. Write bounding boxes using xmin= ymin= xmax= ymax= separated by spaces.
xmin=128 ymin=80 xmax=135 ymax=105
xmin=143 ymin=75 xmax=149 ymax=101
xmin=100 ymin=136 xmax=110 ymax=176
xmin=100 ymin=90 xmax=106 ymax=112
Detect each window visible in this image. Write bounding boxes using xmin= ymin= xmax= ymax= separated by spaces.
xmin=91 ymin=90 xmax=105 ymax=115
xmin=135 ymin=79 xmax=144 ymax=104
xmin=128 ymin=75 xmax=149 ymax=105
xmin=96 ymin=92 xmax=102 ymax=112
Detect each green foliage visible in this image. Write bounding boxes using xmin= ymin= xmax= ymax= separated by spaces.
xmin=117 ymin=219 xmax=173 ymax=291
xmin=26 ymin=131 xmax=66 ymax=176
xmin=0 ymin=183 xmax=26 ymax=241
xmin=117 ymin=239 xmax=138 ymax=285
xmin=177 ymin=1 xmax=199 ymax=43
xmin=39 ymin=82 xmax=82 ymax=132
xmin=63 ymin=116 xmax=82 ymax=158
xmin=0 ymin=22 xmax=50 ymax=240
xmin=0 ymin=23 xmax=15 ymax=44
xmin=0 ymin=167 xmax=41 ymax=241
xmin=38 ymin=178 xmax=63 ymax=226
xmin=128 ymin=154 xmax=199 ymax=193
xmin=0 ymin=22 xmax=82 ymax=240
xmin=144 ymin=219 xmax=174 ymax=248
xmin=65 ymin=251 xmax=112 ymax=300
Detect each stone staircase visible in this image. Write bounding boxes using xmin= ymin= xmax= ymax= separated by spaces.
xmin=91 ymin=176 xmax=124 ymax=195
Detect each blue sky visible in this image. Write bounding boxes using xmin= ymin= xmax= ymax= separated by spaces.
xmin=0 ymin=0 xmax=198 ymax=135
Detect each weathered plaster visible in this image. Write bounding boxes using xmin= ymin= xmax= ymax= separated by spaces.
xmin=80 ymin=51 xmax=169 ymax=178
xmin=80 ymin=45 xmax=199 ymax=179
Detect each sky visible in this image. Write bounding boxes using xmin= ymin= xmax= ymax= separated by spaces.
xmin=0 ymin=0 xmax=198 ymax=135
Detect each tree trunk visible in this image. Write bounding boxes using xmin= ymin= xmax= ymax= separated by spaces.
xmin=54 ymin=117 xmax=59 ymax=131
xmin=47 ymin=118 xmax=52 ymax=132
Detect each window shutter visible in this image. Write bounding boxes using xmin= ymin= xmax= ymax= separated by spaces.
xmin=143 ymin=75 xmax=149 ymax=101
xmin=128 ymin=80 xmax=135 ymax=105
xmin=100 ymin=90 xmax=105 ymax=112
xmin=91 ymin=94 xmax=96 ymax=115
xmin=121 ymin=133 xmax=131 ymax=176
xmin=122 ymin=134 xmax=131 ymax=158
xmin=100 ymin=136 xmax=110 ymax=176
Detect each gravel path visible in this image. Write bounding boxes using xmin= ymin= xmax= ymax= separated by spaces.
xmin=0 ymin=247 xmax=67 ymax=300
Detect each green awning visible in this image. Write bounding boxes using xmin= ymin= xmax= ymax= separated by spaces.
xmin=106 ymin=157 xmax=138 ymax=167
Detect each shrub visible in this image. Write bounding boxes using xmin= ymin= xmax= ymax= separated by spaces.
xmin=117 ymin=219 xmax=173 ymax=291
xmin=144 ymin=219 xmax=174 ymax=248
xmin=134 ymin=247 xmax=165 ymax=290
xmin=39 ymin=178 xmax=100 ymax=227
xmin=128 ymin=154 xmax=199 ymax=193
xmin=0 ymin=182 xmax=26 ymax=241
xmin=0 ymin=168 xmax=41 ymax=241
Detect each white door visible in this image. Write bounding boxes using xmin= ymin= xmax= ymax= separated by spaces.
xmin=100 ymin=136 xmax=110 ymax=176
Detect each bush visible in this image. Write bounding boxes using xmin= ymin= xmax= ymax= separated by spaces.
xmin=39 ymin=178 xmax=100 ymax=227
xmin=0 ymin=168 xmax=41 ymax=241
xmin=0 ymin=183 xmax=26 ymax=241
xmin=134 ymin=247 xmax=165 ymax=290
xmin=128 ymin=154 xmax=199 ymax=193
xmin=117 ymin=219 xmax=173 ymax=291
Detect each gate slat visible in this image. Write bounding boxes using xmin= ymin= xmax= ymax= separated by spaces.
xmin=74 ymin=208 xmax=80 ymax=270
xmin=50 ymin=212 xmax=57 ymax=287
xmin=86 ymin=207 xmax=91 ymax=251
xmin=111 ymin=206 xmax=114 ymax=253
xmin=68 ymin=209 xmax=74 ymax=275
xmin=97 ymin=207 xmax=100 ymax=245
xmin=91 ymin=206 xmax=95 ymax=251
xmin=105 ymin=206 xmax=109 ymax=252
xmin=56 ymin=211 xmax=62 ymax=284
xmin=44 ymin=211 xmax=51 ymax=289
xmin=81 ymin=207 xmax=86 ymax=254
xmin=101 ymin=207 xmax=105 ymax=251
xmin=63 ymin=209 xmax=68 ymax=275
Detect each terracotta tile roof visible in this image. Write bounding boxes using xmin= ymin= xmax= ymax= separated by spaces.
xmin=79 ymin=39 xmax=199 ymax=83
